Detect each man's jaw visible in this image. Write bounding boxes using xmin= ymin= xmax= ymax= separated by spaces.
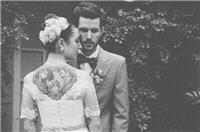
xmin=81 ymin=46 xmax=97 ymax=56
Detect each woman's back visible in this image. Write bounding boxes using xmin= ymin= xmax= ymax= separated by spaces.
xmin=21 ymin=64 xmax=100 ymax=132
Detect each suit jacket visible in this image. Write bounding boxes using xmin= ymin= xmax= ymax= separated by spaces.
xmin=93 ymin=46 xmax=129 ymax=132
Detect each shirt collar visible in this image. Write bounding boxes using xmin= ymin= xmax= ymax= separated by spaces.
xmin=78 ymin=45 xmax=100 ymax=58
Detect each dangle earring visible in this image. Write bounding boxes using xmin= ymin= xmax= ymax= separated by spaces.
xmin=60 ymin=47 xmax=64 ymax=53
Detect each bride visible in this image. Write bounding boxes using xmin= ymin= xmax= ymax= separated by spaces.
xmin=20 ymin=13 xmax=102 ymax=132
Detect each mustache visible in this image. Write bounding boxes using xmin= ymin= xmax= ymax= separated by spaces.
xmin=84 ymin=41 xmax=94 ymax=43
xmin=83 ymin=40 xmax=94 ymax=44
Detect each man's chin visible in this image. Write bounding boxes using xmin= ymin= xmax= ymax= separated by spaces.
xmin=84 ymin=46 xmax=94 ymax=51
xmin=81 ymin=47 xmax=96 ymax=55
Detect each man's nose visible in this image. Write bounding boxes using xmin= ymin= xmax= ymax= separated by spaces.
xmin=86 ymin=30 xmax=91 ymax=39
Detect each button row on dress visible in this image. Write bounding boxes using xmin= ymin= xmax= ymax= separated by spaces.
xmin=57 ymin=102 xmax=64 ymax=126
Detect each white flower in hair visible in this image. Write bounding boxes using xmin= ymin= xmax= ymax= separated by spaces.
xmin=45 ymin=18 xmax=58 ymax=27
xmin=58 ymin=17 xmax=69 ymax=30
xmin=39 ymin=30 xmax=47 ymax=44
xmin=39 ymin=16 xmax=69 ymax=45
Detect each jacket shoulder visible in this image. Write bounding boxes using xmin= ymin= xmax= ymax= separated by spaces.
xmin=104 ymin=50 xmax=126 ymax=63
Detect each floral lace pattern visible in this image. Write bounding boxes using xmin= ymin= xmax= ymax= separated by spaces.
xmin=21 ymin=107 xmax=38 ymax=120
xmin=33 ymin=66 xmax=77 ymax=100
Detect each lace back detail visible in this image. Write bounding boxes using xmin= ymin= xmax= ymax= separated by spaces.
xmin=33 ymin=66 xmax=77 ymax=100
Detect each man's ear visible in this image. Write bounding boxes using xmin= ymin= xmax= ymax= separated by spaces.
xmin=100 ymin=27 xmax=105 ymax=37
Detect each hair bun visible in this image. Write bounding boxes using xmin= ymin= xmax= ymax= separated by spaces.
xmin=44 ymin=13 xmax=58 ymax=20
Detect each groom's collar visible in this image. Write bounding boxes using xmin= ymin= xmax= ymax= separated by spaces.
xmin=78 ymin=45 xmax=100 ymax=58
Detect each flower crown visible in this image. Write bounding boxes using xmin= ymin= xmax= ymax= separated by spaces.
xmin=39 ymin=16 xmax=69 ymax=45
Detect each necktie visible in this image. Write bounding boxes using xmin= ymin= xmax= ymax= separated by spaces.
xmin=77 ymin=54 xmax=98 ymax=70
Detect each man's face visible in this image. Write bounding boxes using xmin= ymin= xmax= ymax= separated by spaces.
xmin=78 ymin=16 xmax=101 ymax=55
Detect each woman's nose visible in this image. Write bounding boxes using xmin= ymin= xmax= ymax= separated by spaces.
xmin=77 ymin=42 xmax=82 ymax=49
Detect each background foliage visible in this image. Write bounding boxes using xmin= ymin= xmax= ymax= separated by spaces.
xmin=1 ymin=2 xmax=35 ymax=131
xmin=1 ymin=1 xmax=34 ymax=95
xmin=100 ymin=1 xmax=200 ymax=132
xmin=1 ymin=1 xmax=200 ymax=132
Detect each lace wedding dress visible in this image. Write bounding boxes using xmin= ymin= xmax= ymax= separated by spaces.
xmin=20 ymin=65 xmax=100 ymax=132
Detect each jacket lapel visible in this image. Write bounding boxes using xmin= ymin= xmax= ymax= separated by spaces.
xmin=94 ymin=47 xmax=110 ymax=91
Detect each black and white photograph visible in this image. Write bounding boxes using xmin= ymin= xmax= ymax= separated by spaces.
xmin=1 ymin=0 xmax=200 ymax=132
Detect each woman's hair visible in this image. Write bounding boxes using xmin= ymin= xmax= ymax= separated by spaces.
xmin=73 ymin=2 xmax=105 ymax=27
xmin=40 ymin=13 xmax=74 ymax=53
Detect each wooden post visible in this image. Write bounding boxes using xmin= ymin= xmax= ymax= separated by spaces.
xmin=12 ymin=45 xmax=21 ymax=132
xmin=0 ymin=43 xmax=2 ymax=132
xmin=197 ymin=39 xmax=200 ymax=131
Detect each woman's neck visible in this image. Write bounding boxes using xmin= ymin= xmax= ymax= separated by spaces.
xmin=45 ymin=53 xmax=67 ymax=66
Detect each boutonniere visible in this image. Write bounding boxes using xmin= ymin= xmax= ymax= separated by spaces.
xmin=91 ymin=69 xmax=105 ymax=85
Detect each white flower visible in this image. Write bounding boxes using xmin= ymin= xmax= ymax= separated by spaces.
xmin=97 ymin=69 xmax=103 ymax=77
xmin=39 ymin=30 xmax=48 ymax=44
xmin=44 ymin=25 xmax=61 ymax=43
xmin=39 ymin=16 xmax=69 ymax=45
xmin=58 ymin=17 xmax=69 ymax=30
xmin=45 ymin=17 xmax=58 ymax=27
xmin=46 ymin=25 xmax=61 ymax=36
xmin=93 ymin=69 xmax=105 ymax=85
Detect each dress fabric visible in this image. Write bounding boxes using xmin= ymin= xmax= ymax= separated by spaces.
xmin=20 ymin=65 xmax=100 ymax=132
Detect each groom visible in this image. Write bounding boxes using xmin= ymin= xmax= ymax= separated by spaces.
xmin=73 ymin=2 xmax=129 ymax=132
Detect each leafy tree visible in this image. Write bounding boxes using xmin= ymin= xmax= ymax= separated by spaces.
xmin=101 ymin=1 xmax=200 ymax=131
xmin=1 ymin=2 xmax=34 ymax=131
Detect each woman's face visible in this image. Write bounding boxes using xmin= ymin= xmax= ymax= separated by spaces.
xmin=63 ymin=27 xmax=81 ymax=60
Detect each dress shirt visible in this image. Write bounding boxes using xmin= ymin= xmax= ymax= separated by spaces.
xmin=78 ymin=45 xmax=100 ymax=74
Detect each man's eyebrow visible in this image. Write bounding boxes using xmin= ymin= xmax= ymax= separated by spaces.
xmin=79 ymin=27 xmax=87 ymax=29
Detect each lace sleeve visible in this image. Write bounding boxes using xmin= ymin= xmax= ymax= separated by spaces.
xmin=20 ymin=76 xmax=38 ymax=120
xmin=83 ymin=72 xmax=100 ymax=118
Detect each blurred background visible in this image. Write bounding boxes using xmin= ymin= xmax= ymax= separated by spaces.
xmin=1 ymin=1 xmax=200 ymax=132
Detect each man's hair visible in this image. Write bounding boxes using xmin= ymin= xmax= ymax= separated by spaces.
xmin=73 ymin=1 xmax=105 ymax=27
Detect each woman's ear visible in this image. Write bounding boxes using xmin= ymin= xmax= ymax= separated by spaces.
xmin=56 ymin=38 xmax=65 ymax=53
xmin=57 ymin=38 xmax=65 ymax=49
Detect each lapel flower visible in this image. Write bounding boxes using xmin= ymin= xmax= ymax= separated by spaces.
xmin=93 ymin=69 xmax=105 ymax=85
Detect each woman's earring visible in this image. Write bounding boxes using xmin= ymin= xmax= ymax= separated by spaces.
xmin=60 ymin=47 xmax=64 ymax=53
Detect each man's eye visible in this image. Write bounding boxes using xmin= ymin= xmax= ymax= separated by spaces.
xmin=79 ymin=28 xmax=88 ymax=33
xmin=91 ymin=29 xmax=99 ymax=33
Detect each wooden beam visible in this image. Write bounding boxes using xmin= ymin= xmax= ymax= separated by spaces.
xmin=0 ymin=43 xmax=2 ymax=132
xmin=12 ymin=45 xmax=21 ymax=132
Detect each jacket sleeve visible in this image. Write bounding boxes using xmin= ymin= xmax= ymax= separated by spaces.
xmin=112 ymin=58 xmax=129 ymax=132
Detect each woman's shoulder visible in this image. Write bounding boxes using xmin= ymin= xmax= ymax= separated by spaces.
xmin=23 ymin=65 xmax=45 ymax=82
xmin=77 ymin=69 xmax=90 ymax=76
xmin=76 ymin=69 xmax=91 ymax=80
xmin=23 ymin=70 xmax=36 ymax=81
